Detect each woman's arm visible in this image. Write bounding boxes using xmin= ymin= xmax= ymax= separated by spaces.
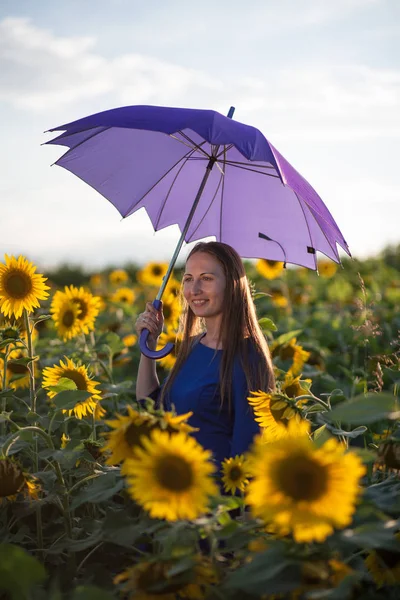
xmin=135 ymin=302 xmax=163 ymax=400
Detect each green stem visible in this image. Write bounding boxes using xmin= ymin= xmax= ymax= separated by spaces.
xmin=2 ymin=426 xmax=54 ymax=456
xmin=96 ymin=358 xmax=113 ymax=383
xmin=67 ymin=473 xmax=100 ymax=495
xmin=23 ymin=310 xmax=37 ymax=413
xmin=91 ymin=410 xmax=97 ymax=441
xmin=1 ymin=344 xmax=10 ymax=437
xmin=23 ymin=310 xmax=44 ymax=556
xmin=295 ymin=394 xmax=330 ymax=409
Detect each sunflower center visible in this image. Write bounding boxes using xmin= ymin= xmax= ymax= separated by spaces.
xmin=375 ymin=548 xmax=400 ymax=569
xmin=275 ymin=455 xmax=328 ymax=502
xmin=61 ymin=369 xmax=88 ymax=390
xmin=266 ymin=260 xmax=278 ymax=267
xmin=4 ymin=270 xmax=33 ymax=299
xmin=270 ymin=401 xmax=290 ymax=425
xmin=279 ymin=345 xmax=295 ymax=360
xmin=163 ymin=305 xmax=171 ymax=320
xmin=229 ymin=466 xmax=243 ymax=482
xmin=136 ymin=562 xmax=184 ymax=594
xmin=0 ymin=460 xmax=25 ymax=497
xmin=62 ymin=309 xmax=75 ymax=328
xmin=154 ymin=454 xmax=193 ymax=492
xmin=152 ymin=266 xmax=163 ymax=276
xmin=7 ymin=361 xmax=28 ymax=375
xmin=73 ymin=299 xmax=88 ymax=319
xmin=284 ymin=383 xmax=300 ymax=398
xmin=125 ymin=421 xmax=155 ymax=448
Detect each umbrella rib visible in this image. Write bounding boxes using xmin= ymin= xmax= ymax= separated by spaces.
xmin=52 ymin=127 xmax=111 ymax=165
xmin=123 ymin=145 xmax=204 ymax=218
xmin=176 ymin=130 xmax=211 ymax=159
xmin=153 ymin=152 xmax=197 ymax=229
xmin=219 ymin=146 xmax=228 ymax=240
xmin=221 ymin=159 xmax=275 ymax=170
xmin=220 ymin=160 xmax=281 ymax=179
xmin=295 ymin=192 xmax=318 ymax=270
xmin=297 ymin=195 xmax=341 ymax=263
xmin=216 ymin=144 xmax=234 ymax=158
xmin=186 ymin=163 xmax=225 ymax=242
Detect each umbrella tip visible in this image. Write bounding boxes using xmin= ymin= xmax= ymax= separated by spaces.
xmin=227 ymin=106 xmax=235 ymax=119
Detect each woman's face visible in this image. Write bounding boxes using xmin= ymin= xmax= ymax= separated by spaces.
xmin=183 ymin=252 xmax=226 ymax=320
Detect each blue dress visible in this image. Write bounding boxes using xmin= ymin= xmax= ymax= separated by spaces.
xmin=162 ymin=340 xmax=260 ymax=470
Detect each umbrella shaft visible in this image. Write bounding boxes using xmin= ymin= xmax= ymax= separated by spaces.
xmin=156 ymin=157 xmax=216 ymax=301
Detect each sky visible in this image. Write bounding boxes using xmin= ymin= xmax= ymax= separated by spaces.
xmin=0 ymin=0 xmax=399 ymax=270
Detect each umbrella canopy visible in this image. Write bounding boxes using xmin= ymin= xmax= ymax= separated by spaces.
xmin=45 ymin=105 xmax=350 ymax=271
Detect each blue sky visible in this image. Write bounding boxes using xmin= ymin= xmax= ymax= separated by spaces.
xmin=0 ymin=0 xmax=399 ymax=268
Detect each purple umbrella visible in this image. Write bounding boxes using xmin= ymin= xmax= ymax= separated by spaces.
xmin=45 ymin=104 xmax=350 ymax=359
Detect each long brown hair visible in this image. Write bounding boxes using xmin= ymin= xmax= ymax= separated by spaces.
xmin=160 ymin=242 xmax=275 ymax=407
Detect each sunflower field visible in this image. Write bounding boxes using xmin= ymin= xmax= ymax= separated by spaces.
xmin=0 ymin=247 xmax=399 ymax=600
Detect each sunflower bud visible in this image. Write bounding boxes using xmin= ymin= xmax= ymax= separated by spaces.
xmin=0 ymin=458 xmax=25 ymax=499
xmin=378 ymin=440 xmax=400 ymax=470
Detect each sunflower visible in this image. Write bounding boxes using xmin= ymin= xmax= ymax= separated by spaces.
xmin=281 ymin=372 xmax=312 ymax=400
xmin=124 ymin=429 xmax=218 ymax=521
xmin=365 ymin=532 xmax=400 ymax=587
xmin=256 ymin=259 xmax=284 ymax=280
xmin=102 ymin=406 xmax=197 ymax=467
xmin=111 ymin=287 xmax=136 ymax=305
xmin=270 ymin=290 xmax=289 ymax=308
xmin=161 ymin=293 xmax=181 ymax=329
xmin=114 ymin=556 xmax=217 ymax=600
xmin=102 ymin=405 xmax=157 ymax=465
xmin=62 ymin=285 xmax=101 ymax=334
xmin=50 ymin=296 xmax=82 ymax=341
xmin=109 ymin=269 xmax=129 ymax=285
xmin=90 ymin=273 xmax=103 ymax=288
xmin=248 ymin=391 xmax=306 ymax=441
xmin=221 ymin=454 xmax=249 ymax=494
xmin=137 ymin=262 xmax=169 ymax=287
xmin=1 ymin=353 xmax=30 ymax=390
xmin=165 ymin=277 xmax=181 ymax=297
xmin=0 ymin=458 xmax=39 ymax=503
xmin=122 ymin=333 xmax=137 ymax=347
xmin=318 ymin=260 xmax=338 ymax=278
xmin=157 ymin=330 xmax=182 ymax=370
xmin=246 ymin=421 xmax=366 ymax=543
xmin=0 ymin=254 xmax=50 ymax=320
xmin=272 ymin=337 xmax=310 ymax=376
xmin=42 ymin=357 xmax=101 ymax=419
xmin=163 ymin=411 xmax=198 ymax=434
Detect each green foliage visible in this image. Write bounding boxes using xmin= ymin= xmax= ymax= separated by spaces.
xmin=0 ymin=247 xmax=399 ymax=598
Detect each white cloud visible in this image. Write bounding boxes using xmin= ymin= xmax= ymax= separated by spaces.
xmin=1 ymin=17 xmax=399 ymax=145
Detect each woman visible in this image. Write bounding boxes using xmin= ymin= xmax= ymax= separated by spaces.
xmin=135 ymin=241 xmax=275 ymax=469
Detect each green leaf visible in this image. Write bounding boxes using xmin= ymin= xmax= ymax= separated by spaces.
xmin=340 ymin=520 xmax=400 ymax=551
xmin=274 ymin=329 xmax=303 ymax=346
xmin=258 ymin=317 xmax=277 ymax=332
xmin=223 ymin=545 xmax=301 ymax=595
xmin=70 ymin=472 xmax=124 ymax=509
xmin=95 ymin=331 xmax=125 ymax=356
xmin=0 ymin=543 xmax=46 ymax=599
xmin=52 ymin=389 xmax=92 ymax=410
xmin=8 ymin=355 xmax=38 ymax=366
xmin=71 ymin=585 xmax=114 ymax=600
xmin=327 ymin=393 xmax=400 ymax=425
xmin=32 ymin=314 xmax=52 ymax=324
xmin=47 ymin=377 xmax=78 ymax=394
xmin=364 ymin=479 xmax=400 ymax=513
xmin=329 ymin=425 xmax=368 ymax=438
xmin=253 ymin=291 xmax=272 ymax=299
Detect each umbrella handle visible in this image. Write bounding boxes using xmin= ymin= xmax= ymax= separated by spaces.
xmin=139 ymin=299 xmax=175 ymax=359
